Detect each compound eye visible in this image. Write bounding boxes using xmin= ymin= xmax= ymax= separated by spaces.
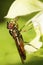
xmin=9 ymin=22 xmax=14 ymax=29
xmin=7 ymin=22 xmax=14 ymax=29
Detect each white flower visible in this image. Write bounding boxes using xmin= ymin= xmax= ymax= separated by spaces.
xmin=5 ymin=0 xmax=43 ymax=18
xmin=24 ymin=12 xmax=43 ymax=54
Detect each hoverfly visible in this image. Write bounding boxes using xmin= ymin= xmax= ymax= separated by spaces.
xmin=7 ymin=19 xmax=26 ymax=63
xmin=7 ymin=17 xmax=39 ymax=63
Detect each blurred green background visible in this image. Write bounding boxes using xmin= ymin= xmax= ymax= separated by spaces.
xmin=0 ymin=16 xmax=43 ymax=65
xmin=0 ymin=0 xmax=43 ymax=65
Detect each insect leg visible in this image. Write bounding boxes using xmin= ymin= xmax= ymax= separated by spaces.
xmin=20 ymin=21 xmax=32 ymax=32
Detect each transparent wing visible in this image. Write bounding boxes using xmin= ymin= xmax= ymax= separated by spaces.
xmin=19 ymin=16 xmax=42 ymax=53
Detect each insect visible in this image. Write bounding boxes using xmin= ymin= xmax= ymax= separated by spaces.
xmin=7 ymin=17 xmax=38 ymax=63
xmin=7 ymin=19 xmax=26 ymax=63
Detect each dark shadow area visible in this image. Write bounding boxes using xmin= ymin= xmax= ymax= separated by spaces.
xmin=0 ymin=0 xmax=15 ymax=19
xmin=39 ymin=0 xmax=43 ymax=2
xmin=0 ymin=18 xmax=8 ymax=25
xmin=0 ymin=18 xmax=6 ymax=24
xmin=0 ymin=17 xmax=11 ymax=24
